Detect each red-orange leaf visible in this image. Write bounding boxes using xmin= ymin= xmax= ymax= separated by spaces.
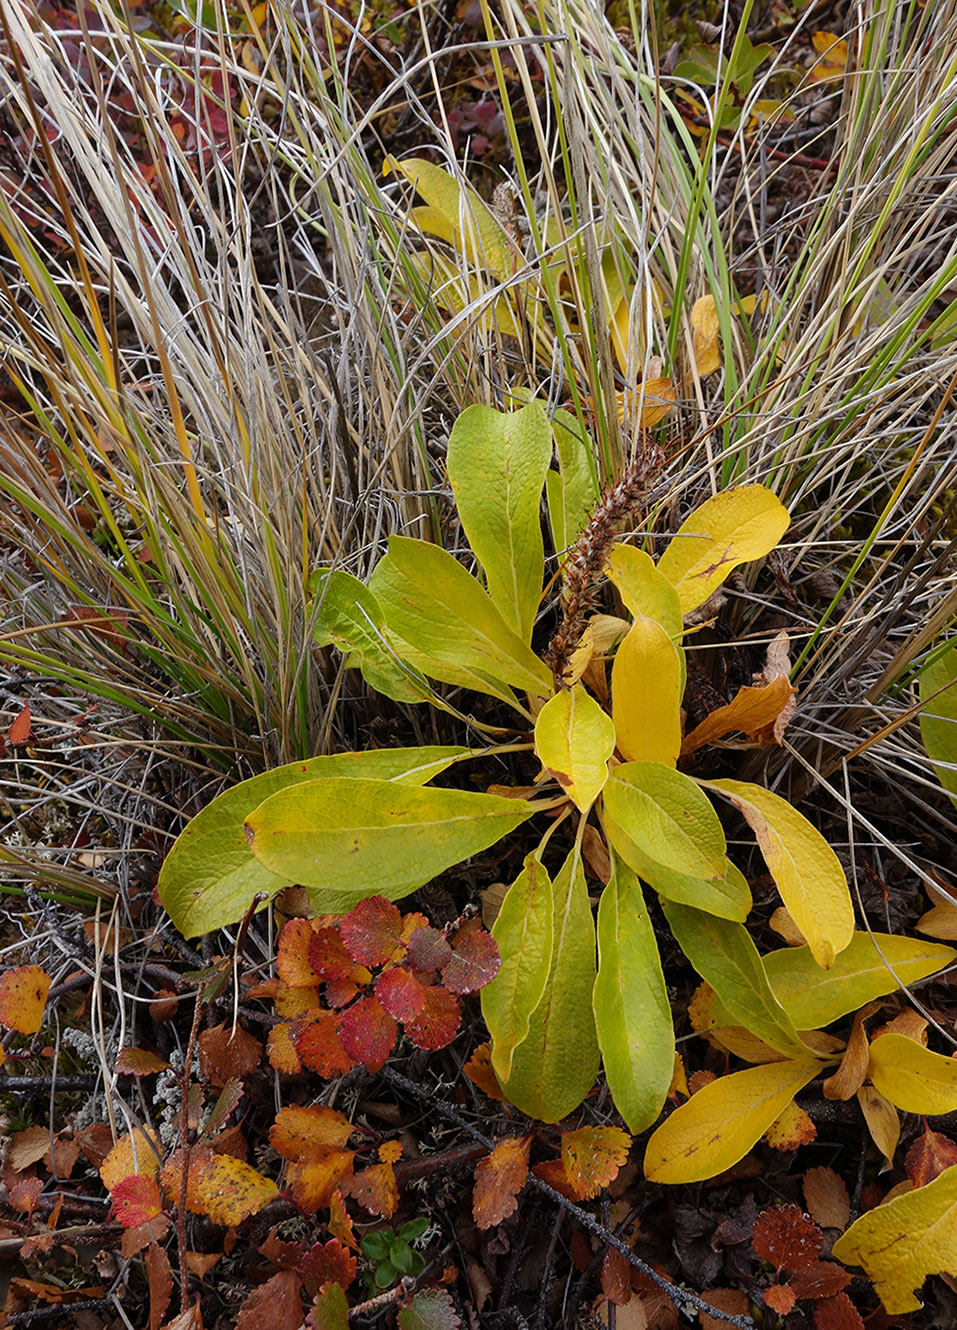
xmin=286 ymin=1147 xmax=355 ymax=1213
xmin=764 ymin=1285 xmax=796 ymax=1314
xmin=8 ymin=704 xmax=32 ymax=745
xmin=559 ymin=1127 xmax=631 ymax=1201
xmin=236 ymin=1269 xmax=302 ymax=1330
xmin=270 ymin=1105 xmax=353 ymax=1159
xmin=337 ymin=995 xmax=396 ymax=1072
xmin=752 ymin=1206 xmax=822 ymax=1271
xmin=115 ymin=1047 xmax=170 ymax=1077
xmin=789 ymin=1261 xmax=851 ymax=1300
xmin=375 ymin=967 xmax=427 ymax=1022
xmin=301 ymin=1239 xmax=358 ymax=1296
xmin=339 ymin=896 xmax=403 ymax=966
xmin=904 ymin=1128 xmax=957 ymax=1188
xmin=296 ymin=1011 xmax=355 ymax=1077
xmin=267 ymin=1022 xmax=301 ymax=1074
xmin=0 ymin=966 xmax=51 ymax=1034
xmin=346 ymin=1159 xmax=398 ymax=1218
xmin=277 ymin=919 xmax=323 ymax=987
xmin=308 ymin=928 xmax=368 ymax=985
xmin=473 ymin=1137 xmax=530 ymax=1229
xmin=110 ymin=1174 xmax=164 ymax=1228
xmin=405 ymin=985 xmax=460 ymax=1051
xmin=813 ymin=1292 xmax=865 ymax=1330
xmin=441 ymin=931 xmax=500 ymax=995
xmin=198 ymin=1023 xmax=262 ymax=1087
xmin=463 ymin=1042 xmax=505 ymax=1102
xmin=530 ymin=1158 xmax=578 ymax=1200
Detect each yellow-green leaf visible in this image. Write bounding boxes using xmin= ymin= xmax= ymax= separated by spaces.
xmin=482 ymin=851 xmax=554 ymax=1082
xmin=605 ymin=544 xmax=683 ymax=642
xmin=661 ymin=902 xmax=812 ymax=1060
xmin=245 ymin=779 xmax=534 ymax=913
xmin=644 ymin=1057 xmax=820 ymax=1184
xmin=656 ymin=486 xmax=790 ymax=614
xmin=546 ymin=407 xmax=600 ymax=563
xmin=707 ymin=779 xmax=853 ymax=969
xmin=744 ymin=933 xmax=957 ymax=1030
xmin=920 ymin=642 xmax=957 ymax=809
xmin=447 ymin=401 xmax=552 ymax=644
xmin=158 ymin=747 xmax=471 ymax=938
xmin=386 ymin=156 xmax=513 ymax=278
xmin=499 ymin=844 xmax=599 ymax=1123
xmin=369 ymin=536 xmax=553 ymax=704
xmin=594 ymin=856 xmax=674 ymax=1133
xmin=832 ymin=1164 xmax=957 ymax=1313
xmin=534 ymin=684 xmax=616 ymax=812
xmin=612 ymin=618 xmax=683 ymax=766
xmin=869 ymin=1033 xmax=957 ymax=1115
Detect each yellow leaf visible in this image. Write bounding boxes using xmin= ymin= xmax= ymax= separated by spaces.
xmin=534 ymin=684 xmax=616 ymax=812
xmin=857 ymin=1086 xmax=900 ymax=1168
xmin=643 ymin=1058 xmax=819 ymax=1184
xmin=100 ymin=1129 xmax=161 ymax=1191
xmin=191 ymin=1154 xmax=278 ymax=1227
xmin=605 ymin=545 xmax=683 ymax=643
xmin=916 ymin=902 xmax=957 ymax=940
xmin=690 ymin=295 xmax=720 ymax=377
xmin=385 ymin=158 xmax=514 ymax=278
xmin=832 ymin=1164 xmax=957 ymax=1312
xmin=810 ymin=32 xmax=848 ymax=83
xmin=706 ymin=780 xmax=853 ymax=970
xmin=657 ymin=486 xmax=790 ymax=615
xmin=564 ymin=615 xmax=630 ymax=687
xmin=868 ymin=1033 xmax=957 ymax=1115
xmin=612 ymin=618 xmax=682 ymax=766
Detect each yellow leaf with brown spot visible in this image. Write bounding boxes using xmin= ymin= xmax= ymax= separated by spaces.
xmin=0 ymin=966 xmax=51 ymax=1035
xmin=191 ymin=1154 xmax=278 ymax=1227
xmin=857 ymin=1086 xmax=899 ymax=1167
xmin=765 ymin=1101 xmax=816 ymax=1151
xmin=534 ymin=684 xmax=616 ymax=813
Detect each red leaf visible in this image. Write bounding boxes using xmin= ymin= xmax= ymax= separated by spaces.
xmin=115 ymin=1047 xmax=170 ymax=1077
xmin=300 ymin=1238 xmax=358 ymax=1296
xmin=405 ymin=985 xmax=460 ymax=1051
xmin=752 ymin=1205 xmax=822 ymax=1271
xmin=559 ymin=1126 xmax=630 ymax=1201
xmin=789 ymin=1261 xmax=851 ymax=1300
xmin=904 ymin=1128 xmax=957 ymax=1188
xmin=406 ymin=926 xmax=452 ymax=973
xmin=296 ymin=1011 xmax=355 ymax=1077
xmin=110 ymin=1174 xmax=164 ymax=1228
xmin=339 ymin=896 xmax=403 ymax=966
xmin=308 ymin=927 xmax=369 ymax=985
xmin=530 ymin=1158 xmax=579 ymax=1200
xmin=473 ymin=1137 xmax=530 ymax=1229
xmin=375 ymin=967 xmax=427 ymax=1022
xmin=0 ymin=965 xmax=51 ymax=1034
xmin=813 ymin=1292 xmax=865 ymax=1330
xmin=441 ymin=931 xmax=500 ymax=995
xmin=337 ymin=996 xmax=397 ymax=1072
xmin=8 ymin=704 xmax=31 ymax=745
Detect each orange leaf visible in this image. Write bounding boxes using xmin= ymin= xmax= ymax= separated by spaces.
xmin=560 ymin=1127 xmax=631 ymax=1201
xmin=0 ymin=965 xmax=51 ymax=1033
xmin=346 ymin=1160 xmax=398 ymax=1218
xmin=812 ymin=1292 xmax=864 ymax=1330
xmin=823 ymin=1012 xmax=869 ymax=1102
xmin=197 ymin=1023 xmax=262 ymax=1087
xmin=269 ymin=1105 xmax=353 ymax=1159
xmin=296 ymin=1011 xmax=354 ymax=1077
xmin=681 ymin=674 xmax=796 ymax=756
xmin=286 ymin=1148 xmax=355 ymax=1213
xmin=273 ymin=983 xmax=320 ymax=1018
xmin=765 ymin=1102 xmax=816 ymax=1151
xmin=8 ymin=704 xmax=32 ymax=745
xmin=803 ymin=1167 xmax=850 ymax=1232
xmin=328 ymin=1188 xmax=357 ymax=1250
xmin=464 ymin=1042 xmax=505 ymax=1102
xmin=267 ymin=1022 xmax=301 ymax=1074
xmin=300 ymin=1238 xmax=358 ymax=1297
xmin=276 ymin=918 xmax=323 ymax=987
xmin=764 ymin=1285 xmax=796 ymax=1314
xmin=473 ymin=1137 xmax=530 ymax=1229
xmin=146 ymin=1240 xmax=173 ymax=1330
xmin=378 ymin=1140 xmax=402 ymax=1164
xmin=235 ymin=1269 xmax=303 ymax=1330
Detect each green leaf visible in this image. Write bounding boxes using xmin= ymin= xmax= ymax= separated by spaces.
xmin=399 ymin=1217 xmax=430 ymax=1242
xmin=920 ymin=642 xmax=957 ymax=809
xmin=868 ymin=1034 xmax=957 ymax=1115
xmin=644 ymin=1057 xmax=820 ymax=1184
xmin=594 ymin=855 xmax=674 ymax=1133
xmin=158 ymin=747 xmax=470 ymax=937
xmin=534 ymin=684 xmax=616 ymax=812
xmin=499 ymin=844 xmax=599 ymax=1123
xmin=725 ymin=932 xmax=957 ymax=1030
xmin=361 ymin=1232 xmax=392 ymax=1261
xmin=483 ymin=850 xmax=554 ymax=1082
xmin=546 ymin=407 xmax=600 ymax=562
xmin=656 ymin=485 xmax=790 ymax=614
xmin=447 ymin=400 xmax=552 ymax=643
xmin=661 ymin=902 xmax=812 ymax=1060
xmin=312 ymin=1282 xmax=350 ymax=1330
xmin=602 ymin=763 xmax=749 ymax=919
xmin=309 ymin=569 xmax=434 ymax=704
xmin=397 ymin=1288 xmax=462 ymax=1330
xmin=611 ymin=618 xmax=683 ymax=766
xmin=369 ymin=536 xmax=553 ymax=705
xmin=705 ymin=779 xmax=853 ymax=969
xmin=245 ymin=779 xmax=535 ymax=913
xmin=387 ymin=156 xmax=513 ymax=278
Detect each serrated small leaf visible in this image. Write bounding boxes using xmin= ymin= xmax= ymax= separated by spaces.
xmin=269 ymin=1105 xmax=353 ymax=1159
xmin=286 ymin=1147 xmax=355 ymax=1213
xmin=296 ymin=1011 xmax=355 ymax=1077
xmin=644 ymin=1057 xmax=820 ymax=1184
xmin=376 ymin=968 xmax=427 ymax=1022
xmin=397 ymin=1287 xmax=462 ymax=1330
xmin=656 ymin=485 xmax=790 ymax=614
xmin=473 ymin=1137 xmax=530 ymax=1228
xmin=190 ymin=1154 xmax=278 ymax=1226
xmin=560 ymin=1126 xmax=630 ymax=1200
xmin=347 ymin=1159 xmax=398 ymax=1217
xmin=338 ymin=996 xmax=397 ymax=1072
xmin=405 ymin=985 xmax=460 ymax=1050
xmin=311 ymin=1282 xmax=350 ymax=1330
xmin=534 ymin=684 xmax=616 ymax=812
xmin=340 ymin=896 xmax=404 ymax=966
xmin=110 ymin=1174 xmax=164 ymax=1228
xmin=441 ymin=931 xmax=500 ymax=995
xmin=115 ymin=1047 xmax=170 ymax=1077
